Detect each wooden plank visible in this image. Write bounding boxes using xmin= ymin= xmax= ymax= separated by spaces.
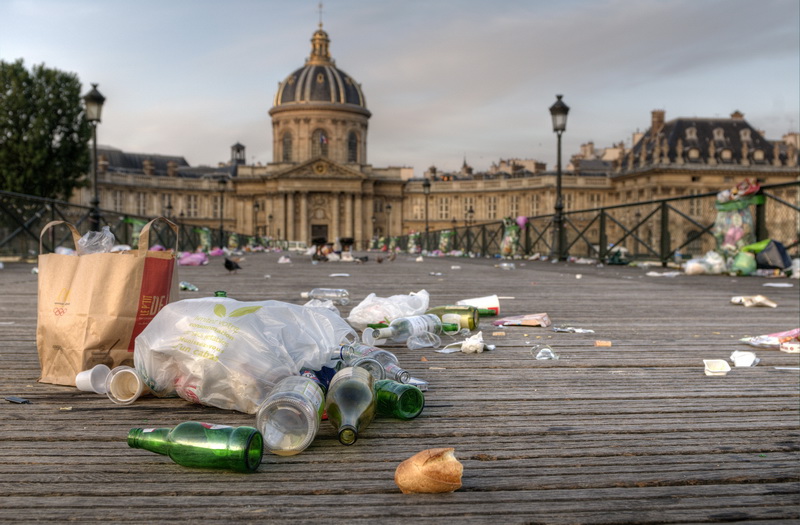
xmin=0 ymin=253 xmax=798 ymax=523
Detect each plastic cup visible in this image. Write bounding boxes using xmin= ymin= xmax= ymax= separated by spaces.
xmin=703 ymin=359 xmax=731 ymax=376
xmin=730 ymin=350 xmax=758 ymax=367
xmin=106 ymin=366 xmax=149 ymax=405
xmin=75 ymin=364 xmax=111 ymax=394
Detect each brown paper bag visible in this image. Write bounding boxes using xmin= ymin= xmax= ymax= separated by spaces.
xmin=36 ymin=217 xmax=180 ymax=386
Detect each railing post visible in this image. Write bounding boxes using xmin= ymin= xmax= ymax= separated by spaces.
xmin=660 ymin=202 xmax=671 ymax=267
xmin=598 ymin=210 xmax=607 ymax=261
xmin=755 ymin=187 xmax=768 ymax=241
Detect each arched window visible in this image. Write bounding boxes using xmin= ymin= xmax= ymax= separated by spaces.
xmin=282 ymin=132 xmax=293 ymax=162
xmin=312 ymin=129 xmax=329 ymax=158
xmin=347 ymin=131 xmax=358 ymax=163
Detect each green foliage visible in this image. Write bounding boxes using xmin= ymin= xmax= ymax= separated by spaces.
xmin=0 ymin=59 xmax=91 ymax=200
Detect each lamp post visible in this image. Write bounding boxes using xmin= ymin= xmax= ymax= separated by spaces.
xmin=549 ymin=94 xmax=570 ymax=261
xmin=268 ymin=214 xmax=273 ymax=237
xmin=422 ymin=178 xmax=431 ymax=251
xmin=466 ymin=205 xmax=474 ymax=227
xmin=386 ymin=203 xmax=392 ymax=239
xmin=253 ymin=201 xmax=260 ymax=236
xmin=218 ymin=177 xmax=227 ymax=248
xmin=83 ymin=84 xmax=105 ymax=231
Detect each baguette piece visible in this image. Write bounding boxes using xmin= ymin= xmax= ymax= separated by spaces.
xmin=394 ymin=447 xmax=463 ymax=494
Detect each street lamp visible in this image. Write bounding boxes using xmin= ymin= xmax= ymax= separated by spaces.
xmin=466 ymin=205 xmax=475 ymax=227
xmin=218 ymin=177 xmax=227 ymax=248
xmin=253 ymin=201 xmax=260 ymax=236
xmin=422 ymin=178 xmax=431 ymax=251
xmin=268 ymin=214 xmax=273 ymax=237
xmin=549 ymin=94 xmax=570 ymax=261
xmin=83 ymin=84 xmax=105 ymax=231
xmin=386 ymin=203 xmax=392 ymax=238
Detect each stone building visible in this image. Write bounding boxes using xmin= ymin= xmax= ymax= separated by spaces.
xmin=74 ymin=24 xmax=799 ymax=251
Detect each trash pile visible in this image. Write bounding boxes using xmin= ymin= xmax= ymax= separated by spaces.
xmin=685 ymin=179 xmax=797 ymax=277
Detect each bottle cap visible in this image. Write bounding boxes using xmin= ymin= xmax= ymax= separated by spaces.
xmin=75 ymin=364 xmax=111 ymax=394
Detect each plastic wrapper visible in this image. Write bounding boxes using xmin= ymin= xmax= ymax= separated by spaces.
xmin=740 ymin=328 xmax=800 ymax=349
xmin=134 ymin=298 xmax=357 ymax=414
xmin=77 ymin=226 xmax=116 ymax=255
xmin=683 ymin=251 xmax=726 ymax=275
xmin=346 ymin=290 xmax=429 ymax=331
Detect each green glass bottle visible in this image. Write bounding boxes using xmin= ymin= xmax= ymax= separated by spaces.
xmin=425 ymin=305 xmax=481 ymax=331
xmin=325 ymin=367 xmax=376 ymax=445
xmin=374 ymin=379 xmax=425 ymax=420
xmin=214 ymin=291 xmax=227 ymax=297
xmin=127 ymin=421 xmax=263 ymax=472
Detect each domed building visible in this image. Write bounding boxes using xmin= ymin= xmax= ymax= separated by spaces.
xmin=234 ymin=23 xmax=410 ymax=248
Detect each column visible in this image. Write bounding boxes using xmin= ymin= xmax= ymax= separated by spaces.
xmin=300 ymin=192 xmax=308 ymax=242
xmin=354 ymin=194 xmax=363 ymax=243
xmin=332 ymin=193 xmax=340 ymax=242
xmin=286 ymin=193 xmax=295 ymax=240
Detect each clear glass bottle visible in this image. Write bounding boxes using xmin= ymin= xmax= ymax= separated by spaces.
xmin=340 ymin=344 xmax=411 ymax=383
xmin=362 ymin=314 xmax=458 ymax=346
xmin=300 ymin=288 xmax=350 ymax=305
xmin=374 ymin=379 xmax=425 ymax=420
xmin=425 ymin=305 xmax=481 ymax=331
xmin=255 ymin=371 xmax=326 ymax=456
xmin=325 ymin=366 xmax=376 ymax=446
xmin=127 ymin=421 xmax=263 ymax=472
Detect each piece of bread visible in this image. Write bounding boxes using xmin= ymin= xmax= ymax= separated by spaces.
xmin=394 ymin=447 xmax=463 ymax=494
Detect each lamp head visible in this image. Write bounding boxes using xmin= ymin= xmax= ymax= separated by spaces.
xmin=549 ymin=94 xmax=569 ymax=133
xmin=83 ymin=84 xmax=105 ymax=123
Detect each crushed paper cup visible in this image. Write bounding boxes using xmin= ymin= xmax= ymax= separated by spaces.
xmin=730 ymin=295 xmax=777 ymax=308
xmin=730 ymin=350 xmax=759 ymax=367
xmin=703 ymin=359 xmax=731 ymax=376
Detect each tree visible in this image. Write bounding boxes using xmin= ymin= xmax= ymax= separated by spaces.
xmin=0 ymin=59 xmax=91 ymax=200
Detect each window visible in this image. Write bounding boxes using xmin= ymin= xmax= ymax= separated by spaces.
xmin=720 ymin=149 xmax=733 ymax=162
xmin=135 ymin=192 xmax=147 ymax=216
xmin=563 ymin=193 xmax=573 ymax=211
xmin=530 ymin=194 xmax=540 ymax=216
xmin=688 ymin=148 xmax=700 ymax=160
xmin=437 ymin=197 xmax=450 ymax=220
xmin=685 ymin=127 xmax=697 ymax=140
xmin=463 ymin=196 xmax=475 ymax=218
xmin=311 ymin=129 xmax=329 ymax=158
xmin=508 ymin=195 xmax=519 ymax=217
xmin=112 ymin=190 xmax=124 ymax=212
xmin=740 ymin=128 xmax=752 ymax=142
xmin=486 ymin=196 xmax=497 ymax=219
xmin=347 ymin=132 xmax=358 ymax=163
xmin=753 ymin=149 xmax=765 ymax=162
xmin=212 ymin=195 xmax=222 ymax=218
xmin=161 ymin=194 xmax=172 ymax=215
xmin=713 ymin=128 xmax=725 ymax=141
xmin=589 ymin=193 xmax=602 ymax=209
xmin=688 ymin=189 xmax=702 ymax=216
xmin=282 ymin=132 xmax=293 ymax=162
xmin=187 ymin=195 xmax=198 ymax=218
xmin=412 ymin=197 xmax=423 ymax=221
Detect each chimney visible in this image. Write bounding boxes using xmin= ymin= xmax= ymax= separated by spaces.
xmin=167 ymin=160 xmax=177 ymax=177
xmin=142 ymin=159 xmax=154 ymax=176
xmin=98 ymin=154 xmax=109 ymax=175
xmin=730 ymin=110 xmax=744 ymax=120
xmin=651 ymin=110 xmax=665 ymax=131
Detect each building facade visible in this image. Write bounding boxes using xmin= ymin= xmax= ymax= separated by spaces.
xmin=74 ymin=25 xmax=799 ymax=250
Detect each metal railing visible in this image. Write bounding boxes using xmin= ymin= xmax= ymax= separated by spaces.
xmin=395 ymin=181 xmax=800 ymax=264
xmin=0 ymin=190 xmax=250 ymax=257
xmin=2 ymin=181 xmax=798 ymax=263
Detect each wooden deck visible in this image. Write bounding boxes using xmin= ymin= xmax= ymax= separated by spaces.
xmin=1 ymin=252 xmax=798 ymax=523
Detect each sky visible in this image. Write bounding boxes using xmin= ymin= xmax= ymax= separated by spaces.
xmin=2 ymin=0 xmax=799 ymax=176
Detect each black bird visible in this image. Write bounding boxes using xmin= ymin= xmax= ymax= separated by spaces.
xmin=224 ymin=258 xmax=242 ymax=274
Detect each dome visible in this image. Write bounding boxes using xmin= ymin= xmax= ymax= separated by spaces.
xmin=272 ymin=26 xmax=369 ymax=115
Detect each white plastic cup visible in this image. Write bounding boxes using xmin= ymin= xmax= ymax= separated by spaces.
xmin=75 ymin=364 xmax=111 ymax=394
xmin=703 ymin=359 xmax=731 ymax=376
xmin=456 ymin=294 xmax=500 ymax=315
xmin=106 ymin=366 xmax=149 ymax=405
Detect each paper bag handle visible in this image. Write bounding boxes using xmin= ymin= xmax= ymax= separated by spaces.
xmin=137 ymin=217 xmax=179 ymax=254
xmin=39 ymin=217 xmax=179 ymax=254
xmin=39 ymin=221 xmax=82 ymax=254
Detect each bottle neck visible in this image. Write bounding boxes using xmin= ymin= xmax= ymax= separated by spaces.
xmin=127 ymin=428 xmax=172 ymax=455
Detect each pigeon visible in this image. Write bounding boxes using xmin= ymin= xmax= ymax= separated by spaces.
xmin=224 ymin=258 xmax=242 ymax=274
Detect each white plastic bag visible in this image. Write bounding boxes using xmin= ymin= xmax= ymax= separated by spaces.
xmin=134 ymin=298 xmax=357 ymax=414
xmin=346 ymin=289 xmax=430 ymax=331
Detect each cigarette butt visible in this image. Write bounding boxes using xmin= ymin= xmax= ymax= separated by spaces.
xmin=420 ymin=356 xmax=428 ymax=362
xmin=492 ymin=331 xmax=506 ymax=337
xmin=594 ymin=340 xmax=612 ymax=347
